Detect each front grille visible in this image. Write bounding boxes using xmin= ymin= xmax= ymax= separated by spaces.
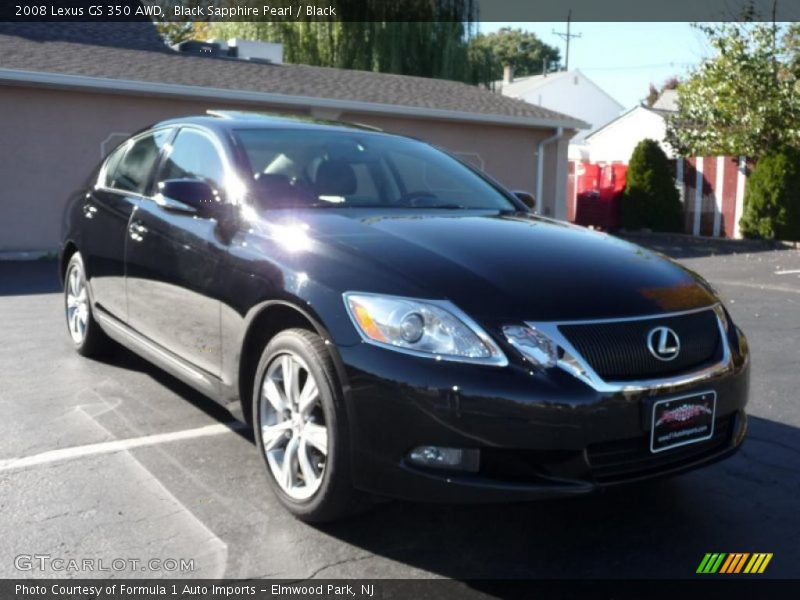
xmin=587 ymin=415 xmax=734 ymax=483
xmin=559 ymin=308 xmax=721 ymax=381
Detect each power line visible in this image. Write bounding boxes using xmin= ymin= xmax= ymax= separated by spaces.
xmin=580 ymin=62 xmax=696 ymax=72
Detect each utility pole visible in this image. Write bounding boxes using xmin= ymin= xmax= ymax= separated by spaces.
xmin=552 ymin=9 xmax=582 ymax=71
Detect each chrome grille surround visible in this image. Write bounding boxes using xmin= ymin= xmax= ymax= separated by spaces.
xmin=525 ymin=304 xmax=733 ymax=393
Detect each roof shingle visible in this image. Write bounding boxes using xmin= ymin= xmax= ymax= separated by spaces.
xmin=0 ymin=23 xmax=584 ymax=127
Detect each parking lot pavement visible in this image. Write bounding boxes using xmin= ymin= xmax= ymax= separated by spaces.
xmin=0 ymin=244 xmax=798 ymax=581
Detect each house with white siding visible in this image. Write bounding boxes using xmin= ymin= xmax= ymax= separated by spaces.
xmin=496 ymin=69 xmax=624 ymax=145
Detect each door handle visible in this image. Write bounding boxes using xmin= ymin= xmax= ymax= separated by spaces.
xmin=82 ymin=204 xmax=98 ymax=219
xmin=128 ymin=220 xmax=148 ymax=242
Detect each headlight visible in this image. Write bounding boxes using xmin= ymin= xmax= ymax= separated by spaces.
xmin=344 ymin=293 xmax=507 ymax=366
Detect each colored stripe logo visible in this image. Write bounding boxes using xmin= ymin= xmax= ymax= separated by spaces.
xmin=697 ymin=553 xmax=773 ymax=574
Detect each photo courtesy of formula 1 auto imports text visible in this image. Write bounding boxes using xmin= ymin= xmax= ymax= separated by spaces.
xmin=0 ymin=1 xmax=798 ymax=598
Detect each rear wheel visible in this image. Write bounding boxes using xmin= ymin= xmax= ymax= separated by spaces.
xmin=64 ymin=252 xmax=112 ymax=357
xmin=253 ymin=328 xmax=364 ymax=522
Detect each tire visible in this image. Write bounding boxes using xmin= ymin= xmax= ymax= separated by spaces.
xmin=64 ymin=252 xmax=113 ymax=357
xmin=253 ymin=328 xmax=364 ymax=522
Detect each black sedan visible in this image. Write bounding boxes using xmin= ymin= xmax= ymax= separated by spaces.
xmin=61 ymin=112 xmax=750 ymax=522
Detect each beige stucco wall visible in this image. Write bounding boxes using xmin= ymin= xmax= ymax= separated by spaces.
xmin=0 ymin=84 xmax=565 ymax=251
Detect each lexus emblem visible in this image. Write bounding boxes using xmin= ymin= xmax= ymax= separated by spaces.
xmin=647 ymin=326 xmax=680 ymax=361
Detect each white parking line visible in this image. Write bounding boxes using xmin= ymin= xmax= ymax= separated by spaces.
xmin=775 ymin=269 xmax=800 ymax=275
xmin=0 ymin=422 xmax=244 ymax=472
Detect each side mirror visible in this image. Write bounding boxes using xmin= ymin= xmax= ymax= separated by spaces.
xmin=155 ymin=179 xmax=227 ymax=220
xmin=512 ymin=190 xmax=537 ymax=212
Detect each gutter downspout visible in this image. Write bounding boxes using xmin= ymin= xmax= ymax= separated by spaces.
xmin=535 ymin=126 xmax=565 ymax=215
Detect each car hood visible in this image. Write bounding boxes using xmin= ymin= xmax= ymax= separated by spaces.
xmin=264 ymin=209 xmax=717 ymax=322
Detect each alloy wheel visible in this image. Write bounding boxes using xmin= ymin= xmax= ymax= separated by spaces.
xmin=65 ymin=261 xmax=89 ymax=344
xmin=260 ymin=352 xmax=328 ymax=501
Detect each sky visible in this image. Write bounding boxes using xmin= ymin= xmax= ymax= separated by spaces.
xmin=479 ymin=23 xmax=713 ymax=109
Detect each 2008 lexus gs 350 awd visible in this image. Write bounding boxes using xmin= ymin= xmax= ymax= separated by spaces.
xmin=61 ymin=112 xmax=749 ymax=521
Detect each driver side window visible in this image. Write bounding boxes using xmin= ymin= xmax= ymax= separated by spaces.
xmin=158 ymin=129 xmax=225 ymax=195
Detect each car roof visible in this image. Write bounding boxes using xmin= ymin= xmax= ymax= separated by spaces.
xmin=153 ymin=111 xmax=389 ymax=137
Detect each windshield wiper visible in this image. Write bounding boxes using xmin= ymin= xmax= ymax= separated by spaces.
xmin=291 ymin=202 xmax=499 ymax=210
xmin=423 ymin=204 xmax=470 ymax=210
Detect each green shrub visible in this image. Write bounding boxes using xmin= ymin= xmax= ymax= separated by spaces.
xmin=620 ymin=139 xmax=683 ymax=232
xmin=739 ymin=146 xmax=800 ymax=241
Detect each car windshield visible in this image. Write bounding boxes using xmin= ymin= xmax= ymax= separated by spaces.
xmin=233 ymin=128 xmax=517 ymax=211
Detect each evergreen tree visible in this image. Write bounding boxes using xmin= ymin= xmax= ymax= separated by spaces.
xmin=621 ymin=139 xmax=683 ymax=232
xmin=740 ymin=146 xmax=800 ymax=241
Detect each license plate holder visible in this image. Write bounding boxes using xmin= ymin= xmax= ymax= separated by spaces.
xmin=650 ymin=392 xmax=716 ymax=453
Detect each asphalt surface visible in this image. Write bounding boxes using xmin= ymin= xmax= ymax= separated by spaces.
xmin=0 ymin=239 xmax=798 ymax=581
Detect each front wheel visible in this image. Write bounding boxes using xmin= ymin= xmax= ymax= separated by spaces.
xmin=253 ymin=328 xmax=364 ymax=522
xmin=64 ymin=252 xmax=112 ymax=357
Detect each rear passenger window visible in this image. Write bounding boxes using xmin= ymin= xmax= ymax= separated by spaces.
xmin=111 ymin=130 xmax=171 ymax=194
xmin=99 ymin=143 xmax=127 ymax=188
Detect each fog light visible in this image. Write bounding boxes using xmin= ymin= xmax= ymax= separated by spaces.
xmin=407 ymin=446 xmax=480 ymax=472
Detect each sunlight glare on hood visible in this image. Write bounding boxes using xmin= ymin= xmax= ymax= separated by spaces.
xmin=271 ymin=222 xmax=312 ymax=252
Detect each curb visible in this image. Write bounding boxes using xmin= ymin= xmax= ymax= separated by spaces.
xmin=0 ymin=250 xmax=59 ymax=261
xmin=616 ymin=231 xmax=798 ymax=251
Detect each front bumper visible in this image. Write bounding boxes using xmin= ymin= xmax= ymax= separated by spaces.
xmin=338 ymin=328 xmax=750 ymax=502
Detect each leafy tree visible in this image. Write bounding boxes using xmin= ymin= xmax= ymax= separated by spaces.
xmin=620 ymin=139 xmax=683 ymax=232
xmin=206 ymin=21 xmax=484 ymax=82
xmin=666 ymin=22 xmax=800 ymax=158
xmin=156 ymin=22 xmax=210 ymax=46
xmin=469 ymin=27 xmax=561 ymax=81
xmin=645 ymin=83 xmax=659 ymax=108
xmin=155 ymin=1 xmax=211 ymax=45
xmin=157 ymin=7 xmax=560 ymax=87
xmin=739 ymin=146 xmax=800 ymax=241
xmin=783 ymin=22 xmax=800 ymax=77
xmin=191 ymin=1 xmax=495 ymax=85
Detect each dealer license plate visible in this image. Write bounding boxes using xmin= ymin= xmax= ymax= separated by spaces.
xmin=650 ymin=392 xmax=716 ymax=453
